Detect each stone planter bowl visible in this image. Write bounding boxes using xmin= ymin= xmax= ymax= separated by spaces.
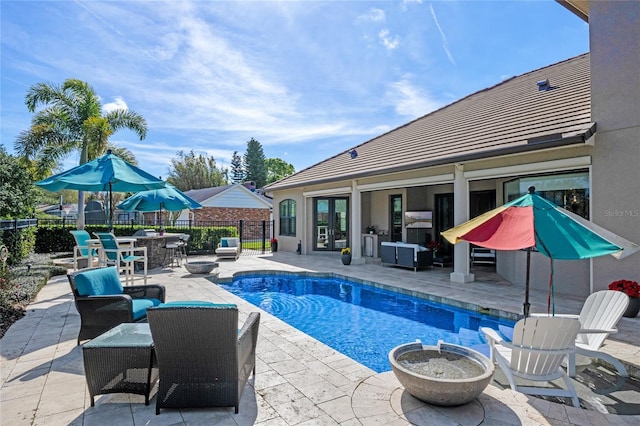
xmin=184 ymin=261 xmax=218 ymax=275
xmin=389 ymin=341 xmax=494 ymax=406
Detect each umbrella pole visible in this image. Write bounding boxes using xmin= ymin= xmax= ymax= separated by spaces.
xmin=524 ymin=247 xmax=531 ymax=317
xmin=109 ymin=183 xmax=113 ymax=231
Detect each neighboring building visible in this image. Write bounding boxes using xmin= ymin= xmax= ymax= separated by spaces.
xmin=181 ymin=183 xmax=272 ymax=223
xmin=37 ymin=203 xmax=78 ymax=220
xmin=265 ymin=1 xmax=639 ymax=299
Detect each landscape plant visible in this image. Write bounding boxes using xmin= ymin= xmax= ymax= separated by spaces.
xmin=608 ymin=279 xmax=640 ymax=298
xmin=0 ymin=253 xmax=66 ymax=338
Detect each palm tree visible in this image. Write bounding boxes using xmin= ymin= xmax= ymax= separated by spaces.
xmin=14 ymin=79 xmax=147 ymax=228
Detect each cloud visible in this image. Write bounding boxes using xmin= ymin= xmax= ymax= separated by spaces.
xmin=379 ymin=29 xmax=399 ymax=50
xmin=430 ymin=3 xmax=455 ymax=65
xmin=387 ymin=77 xmax=441 ymax=118
xmin=401 ymin=0 xmax=423 ymax=12
xmin=102 ymin=97 xmax=128 ymax=113
xmin=358 ymin=7 xmax=385 ymax=22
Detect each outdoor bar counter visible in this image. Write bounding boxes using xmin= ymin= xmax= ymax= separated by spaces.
xmin=133 ymin=233 xmax=184 ymax=269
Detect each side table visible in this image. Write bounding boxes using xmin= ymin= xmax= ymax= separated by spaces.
xmin=82 ymin=323 xmax=157 ymax=406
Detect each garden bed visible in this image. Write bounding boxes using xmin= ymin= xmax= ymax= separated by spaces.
xmin=0 ymin=253 xmax=67 ymax=338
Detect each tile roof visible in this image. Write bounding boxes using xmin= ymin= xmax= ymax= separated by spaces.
xmin=267 ymin=53 xmax=592 ymax=191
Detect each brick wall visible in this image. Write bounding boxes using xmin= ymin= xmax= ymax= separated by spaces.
xmin=194 ymin=207 xmax=270 ymax=222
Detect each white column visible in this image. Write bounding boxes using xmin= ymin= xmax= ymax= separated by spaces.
xmin=450 ymin=163 xmax=474 ymax=283
xmin=351 ymin=179 xmax=364 ymax=264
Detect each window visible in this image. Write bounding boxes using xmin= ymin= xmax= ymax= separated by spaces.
xmin=504 ymin=171 xmax=590 ymax=219
xmin=279 ymin=199 xmax=296 ymax=236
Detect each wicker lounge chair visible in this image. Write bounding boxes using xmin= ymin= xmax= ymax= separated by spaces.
xmin=67 ymin=267 xmax=165 ymax=345
xmin=147 ymin=305 xmax=260 ymax=414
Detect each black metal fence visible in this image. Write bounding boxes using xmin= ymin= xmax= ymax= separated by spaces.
xmin=35 ymin=218 xmax=275 ymax=255
xmin=0 ymin=219 xmax=38 ymax=231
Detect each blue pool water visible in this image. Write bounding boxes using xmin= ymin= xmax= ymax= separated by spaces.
xmin=220 ymin=274 xmax=515 ymax=373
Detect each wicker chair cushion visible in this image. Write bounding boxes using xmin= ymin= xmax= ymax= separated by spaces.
xmin=74 ymin=267 xmax=124 ymax=296
xmin=131 ymin=299 xmax=162 ymax=320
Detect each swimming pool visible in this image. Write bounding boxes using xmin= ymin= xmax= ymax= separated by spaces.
xmin=220 ymin=273 xmax=515 ymax=373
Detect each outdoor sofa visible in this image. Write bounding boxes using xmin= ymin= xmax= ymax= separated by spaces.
xmin=381 ymin=241 xmax=433 ymax=271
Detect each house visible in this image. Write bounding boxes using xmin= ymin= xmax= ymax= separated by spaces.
xmin=181 ymin=183 xmax=272 ymax=223
xmin=37 ymin=203 xmax=78 ymax=220
xmin=265 ymin=1 xmax=639 ymax=299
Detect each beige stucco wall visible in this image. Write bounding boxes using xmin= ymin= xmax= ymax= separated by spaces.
xmin=589 ymin=1 xmax=640 ymax=290
xmin=271 ymin=188 xmax=305 ymax=253
xmin=497 ymin=251 xmax=590 ymax=297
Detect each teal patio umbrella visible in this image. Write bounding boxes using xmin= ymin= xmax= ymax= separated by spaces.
xmin=35 ymin=150 xmax=166 ymax=228
xmin=117 ymin=184 xmax=202 ymax=224
xmin=442 ymin=187 xmax=639 ymax=316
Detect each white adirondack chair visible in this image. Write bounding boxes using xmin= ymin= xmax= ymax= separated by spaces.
xmin=482 ymin=317 xmax=581 ymax=407
xmin=532 ymin=290 xmax=629 ymax=377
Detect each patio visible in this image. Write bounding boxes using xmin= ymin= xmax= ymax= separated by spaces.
xmin=1 ymin=252 xmax=639 ymax=425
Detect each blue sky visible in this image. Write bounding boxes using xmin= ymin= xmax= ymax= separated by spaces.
xmin=1 ymin=1 xmax=588 ymax=180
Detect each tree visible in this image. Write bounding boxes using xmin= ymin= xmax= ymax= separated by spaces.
xmin=230 ymin=151 xmax=245 ymax=184
xmin=13 ymin=78 xmax=147 ymax=228
xmin=0 ymin=147 xmax=38 ymax=219
xmin=243 ymin=138 xmax=267 ymax=188
xmin=265 ymin=158 xmax=295 ymax=185
xmin=166 ymin=150 xmax=228 ymax=191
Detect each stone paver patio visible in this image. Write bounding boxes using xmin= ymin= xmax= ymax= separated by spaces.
xmin=1 ymin=252 xmax=639 ymax=425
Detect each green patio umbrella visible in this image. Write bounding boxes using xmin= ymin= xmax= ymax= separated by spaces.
xmin=117 ymin=184 xmax=202 ymax=226
xmin=35 ymin=150 xmax=166 ymax=228
xmin=442 ymin=187 xmax=639 ymax=316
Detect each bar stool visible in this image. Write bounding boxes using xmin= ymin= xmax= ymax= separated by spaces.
xmin=163 ymin=235 xmax=182 ymax=267
xmin=178 ymin=234 xmax=190 ymax=263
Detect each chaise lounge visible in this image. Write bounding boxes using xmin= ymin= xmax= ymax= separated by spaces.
xmin=471 ymin=247 xmax=496 ymax=266
xmin=215 ymin=237 xmax=241 ymax=260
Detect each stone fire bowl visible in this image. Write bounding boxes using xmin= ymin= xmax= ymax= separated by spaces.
xmin=184 ymin=261 xmax=218 ymax=275
xmin=389 ymin=341 xmax=494 ymax=406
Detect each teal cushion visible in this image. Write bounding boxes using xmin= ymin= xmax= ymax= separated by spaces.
xmin=74 ymin=267 xmax=123 ymax=296
xmin=221 ymin=239 xmax=228 ymax=247
xmin=131 ymin=298 xmax=163 ymax=320
xmin=158 ymin=301 xmax=236 ymax=308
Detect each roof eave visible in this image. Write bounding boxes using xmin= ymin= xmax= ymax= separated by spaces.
xmin=268 ymin=125 xmax=595 ymax=192
xmin=556 ymin=0 xmax=589 ymax=23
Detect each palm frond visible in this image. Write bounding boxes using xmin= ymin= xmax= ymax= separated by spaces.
xmin=105 ymin=109 xmax=148 ymax=140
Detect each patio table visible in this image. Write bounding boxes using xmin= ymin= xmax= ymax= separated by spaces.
xmin=82 ymin=323 xmax=157 ymax=406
